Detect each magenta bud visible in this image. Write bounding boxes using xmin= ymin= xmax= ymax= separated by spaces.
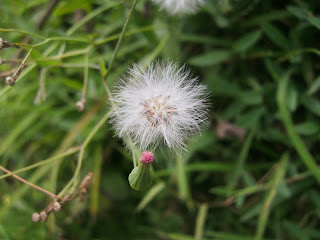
xmin=139 ymin=151 xmax=154 ymax=164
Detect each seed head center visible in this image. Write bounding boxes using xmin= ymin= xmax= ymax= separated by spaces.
xmin=140 ymin=94 xmax=177 ymax=126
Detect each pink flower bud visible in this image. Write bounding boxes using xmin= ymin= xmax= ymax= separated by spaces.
xmin=139 ymin=151 xmax=154 ymax=164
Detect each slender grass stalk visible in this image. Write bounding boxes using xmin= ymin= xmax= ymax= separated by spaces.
xmin=90 ymin=145 xmax=104 ymax=218
xmin=37 ymin=46 xmax=93 ymax=61
xmin=255 ymin=153 xmax=288 ymax=240
xmin=99 ymin=0 xmax=139 ymax=167
xmin=0 ymin=112 xmax=38 ymax=156
xmin=0 ymin=146 xmax=80 ymax=180
xmin=136 ymin=182 xmax=166 ymax=212
xmin=195 ymin=204 xmax=209 ymax=240
xmin=103 ymin=0 xmax=138 ymax=83
xmin=277 ymin=48 xmax=320 ymax=62
xmin=80 ymin=53 xmax=89 ymax=103
xmin=66 ymin=2 xmax=122 ymax=36
xmin=94 ymin=25 xmax=154 ymax=45
xmin=176 ymin=155 xmax=192 ymax=208
xmin=0 ymin=29 xmax=46 ymax=39
xmin=277 ymin=73 xmax=320 ymax=183
xmin=17 ymin=37 xmax=89 ymax=48
xmin=227 ymin=130 xmax=255 ymax=193
xmin=58 ymin=110 xmax=112 ymax=197
xmin=141 ymin=31 xmax=169 ymax=66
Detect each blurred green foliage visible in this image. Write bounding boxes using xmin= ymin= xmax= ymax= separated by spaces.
xmin=1 ymin=0 xmax=320 ymax=239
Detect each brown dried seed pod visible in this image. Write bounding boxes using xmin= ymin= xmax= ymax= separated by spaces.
xmin=5 ymin=76 xmax=15 ymax=86
xmin=40 ymin=211 xmax=48 ymax=221
xmin=32 ymin=213 xmax=41 ymax=222
xmin=53 ymin=202 xmax=61 ymax=212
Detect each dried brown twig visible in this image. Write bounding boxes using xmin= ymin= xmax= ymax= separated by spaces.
xmin=5 ymin=49 xmax=32 ymax=86
xmin=32 ymin=172 xmax=93 ymax=222
xmin=0 ymin=165 xmax=62 ymax=200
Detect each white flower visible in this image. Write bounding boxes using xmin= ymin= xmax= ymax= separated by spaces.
xmin=110 ymin=60 xmax=209 ymax=152
xmin=152 ymin=0 xmax=205 ymax=15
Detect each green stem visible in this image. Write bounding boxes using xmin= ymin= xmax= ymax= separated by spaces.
xmin=0 ymin=29 xmax=46 ymax=39
xmin=194 ymin=204 xmax=208 ymax=240
xmin=100 ymin=0 xmax=139 ymax=167
xmin=67 ymin=2 xmax=122 ymax=36
xmin=0 ymin=147 xmax=80 ymax=180
xmin=227 ymin=130 xmax=255 ymax=193
xmin=255 ymin=153 xmax=288 ymax=240
xmin=104 ymin=0 xmax=138 ymax=83
xmin=17 ymin=37 xmax=89 ymax=48
xmin=277 ymin=73 xmax=320 ymax=184
xmin=81 ymin=53 xmax=89 ymax=103
xmin=58 ymin=110 xmax=111 ymax=197
xmin=94 ymin=26 xmax=154 ymax=45
xmin=175 ymin=154 xmax=193 ymax=208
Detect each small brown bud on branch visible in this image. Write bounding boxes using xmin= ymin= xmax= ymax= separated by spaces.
xmin=40 ymin=211 xmax=48 ymax=221
xmin=5 ymin=49 xmax=32 ymax=87
xmin=53 ymin=201 xmax=61 ymax=212
xmin=5 ymin=76 xmax=15 ymax=86
xmin=32 ymin=213 xmax=41 ymax=223
xmin=0 ymin=38 xmax=20 ymax=51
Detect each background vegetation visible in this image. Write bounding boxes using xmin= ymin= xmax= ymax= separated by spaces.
xmin=1 ymin=0 xmax=320 ymax=239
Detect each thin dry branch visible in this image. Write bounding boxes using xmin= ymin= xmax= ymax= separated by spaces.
xmin=0 ymin=165 xmax=62 ymax=200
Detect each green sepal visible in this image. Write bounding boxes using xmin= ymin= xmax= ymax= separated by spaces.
xmin=128 ymin=162 xmax=152 ymax=191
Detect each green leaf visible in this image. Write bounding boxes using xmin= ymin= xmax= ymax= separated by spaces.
xmin=261 ymin=23 xmax=289 ymax=50
xmin=238 ymin=91 xmax=263 ymax=105
xmin=286 ymin=83 xmax=298 ymax=112
xmin=0 ymin=224 xmax=10 ymax=240
xmin=98 ymin=58 xmax=107 ymax=78
xmin=287 ymin=6 xmax=310 ymax=20
xmin=136 ymin=182 xmax=165 ymax=212
xmin=255 ymin=154 xmax=288 ymax=240
xmin=308 ymin=17 xmax=320 ymax=30
xmin=189 ymin=50 xmax=232 ymax=66
xmin=233 ymin=30 xmax=262 ymax=52
xmin=54 ymin=0 xmax=91 ymax=16
xmin=302 ymin=96 xmax=320 ymax=117
xmin=308 ymin=75 xmax=320 ymax=96
xmin=187 ymin=162 xmax=234 ymax=172
xmin=295 ymin=121 xmax=319 ymax=136
xmin=207 ymin=231 xmax=255 ymax=240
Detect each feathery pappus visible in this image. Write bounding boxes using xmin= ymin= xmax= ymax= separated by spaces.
xmin=110 ymin=60 xmax=209 ymax=152
xmin=152 ymin=0 xmax=205 ymax=15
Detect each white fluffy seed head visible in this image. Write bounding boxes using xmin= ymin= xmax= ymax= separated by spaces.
xmin=110 ymin=60 xmax=209 ymax=152
xmin=152 ymin=0 xmax=205 ymax=15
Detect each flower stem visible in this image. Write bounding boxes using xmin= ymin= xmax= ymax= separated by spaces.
xmin=100 ymin=0 xmax=139 ymax=167
xmin=103 ymin=0 xmax=138 ymax=85
xmin=277 ymin=73 xmax=320 ymax=183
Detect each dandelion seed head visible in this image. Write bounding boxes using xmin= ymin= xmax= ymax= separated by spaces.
xmin=110 ymin=60 xmax=209 ymax=152
xmin=152 ymin=0 xmax=205 ymax=15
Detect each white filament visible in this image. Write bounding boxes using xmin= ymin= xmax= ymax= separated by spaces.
xmin=152 ymin=0 xmax=205 ymax=15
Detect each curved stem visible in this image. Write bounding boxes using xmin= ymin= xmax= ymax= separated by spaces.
xmin=0 ymin=147 xmax=80 ymax=180
xmin=277 ymin=73 xmax=320 ymax=183
xmin=0 ymin=166 xmax=62 ymax=200
xmin=103 ymin=0 xmax=138 ymax=84
xmin=58 ymin=110 xmax=111 ymax=197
